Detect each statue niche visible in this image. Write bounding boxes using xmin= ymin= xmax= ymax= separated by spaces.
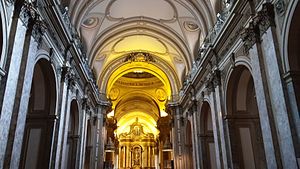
xmin=132 ymin=145 xmax=142 ymax=168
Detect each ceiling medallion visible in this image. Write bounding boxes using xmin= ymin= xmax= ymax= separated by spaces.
xmin=156 ymin=88 xmax=166 ymax=102
xmin=109 ymin=88 xmax=120 ymax=101
xmin=82 ymin=17 xmax=99 ymax=28
xmin=183 ymin=21 xmax=199 ymax=32
xmin=124 ymin=52 xmax=155 ymax=63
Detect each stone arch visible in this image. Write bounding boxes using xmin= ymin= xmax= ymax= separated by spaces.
xmin=0 ymin=14 xmax=3 ymax=63
xmin=64 ymin=99 xmax=80 ymax=169
xmin=98 ymin=55 xmax=180 ymax=96
xmin=226 ymin=65 xmax=266 ymax=169
xmin=19 ymin=59 xmax=57 ymax=169
xmin=89 ymin=21 xmax=192 ymax=69
xmin=283 ymin=0 xmax=300 ymax=72
xmin=84 ymin=119 xmax=92 ymax=169
xmin=199 ymin=101 xmax=217 ymax=169
xmin=282 ymin=0 xmax=300 ymax=161
xmin=0 ymin=0 xmax=8 ymax=67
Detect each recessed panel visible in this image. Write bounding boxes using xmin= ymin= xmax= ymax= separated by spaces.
xmin=109 ymin=0 xmax=175 ymax=20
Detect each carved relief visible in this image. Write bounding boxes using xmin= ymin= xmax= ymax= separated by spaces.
xmin=124 ymin=52 xmax=155 ymax=63
xmin=82 ymin=17 xmax=99 ymax=29
xmin=240 ymin=23 xmax=260 ymax=53
xmin=109 ymin=88 xmax=120 ymax=101
xmin=183 ymin=21 xmax=199 ymax=32
xmin=106 ymin=0 xmax=177 ymax=22
xmin=156 ymin=88 xmax=166 ymax=102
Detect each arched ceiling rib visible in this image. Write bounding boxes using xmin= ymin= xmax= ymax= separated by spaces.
xmin=64 ymin=0 xmax=221 ymax=137
xmin=68 ymin=0 xmax=217 ymax=64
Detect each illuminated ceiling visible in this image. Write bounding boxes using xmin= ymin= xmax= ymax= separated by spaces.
xmin=66 ymin=0 xmax=219 ymax=138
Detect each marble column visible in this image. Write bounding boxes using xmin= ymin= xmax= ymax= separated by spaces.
xmin=197 ymin=101 xmax=205 ymax=169
xmin=248 ymin=40 xmax=281 ymax=169
xmin=51 ymin=64 xmax=72 ymax=168
xmin=212 ymin=70 xmax=232 ymax=169
xmin=260 ymin=26 xmax=298 ymax=169
xmin=6 ymin=28 xmax=41 ymax=169
xmin=189 ymin=100 xmax=201 ymax=169
xmin=0 ymin=2 xmax=44 ymax=168
xmin=242 ymin=3 xmax=298 ymax=168
xmin=94 ymin=103 xmax=109 ymax=169
xmin=206 ymin=78 xmax=223 ymax=169
xmin=78 ymin=100 xmax=88 ymax=169
xmin=60 ymin=79 xmax=76 ymax=169
xmin=168 ymin=103 xmax=184 ymax=169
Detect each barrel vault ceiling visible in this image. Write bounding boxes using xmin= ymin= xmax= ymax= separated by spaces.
xmin=66 ymin=0 xmax=220 ymax=136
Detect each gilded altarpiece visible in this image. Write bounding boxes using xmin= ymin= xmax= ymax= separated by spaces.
xmin=118 ymin=118 xmax=156 ymax=169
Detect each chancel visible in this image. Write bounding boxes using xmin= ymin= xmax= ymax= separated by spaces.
xmin=0 ymin=0 xmax=300 ymax=169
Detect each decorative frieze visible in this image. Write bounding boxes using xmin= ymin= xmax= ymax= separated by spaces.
xmin=124 ymin=52 xmax=155 ymax=63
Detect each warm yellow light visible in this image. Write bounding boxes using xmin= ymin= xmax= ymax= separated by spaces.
xmin=106 ymin=62 xmax=171 ymax=98
xmin=113 ymin=35 xmax=168 ymax=54
xmin=116 ymin=111 xmax=159 ymax=138
xmin=107 ymin=110 xmax=114 ymax=118
xmin=160 ymin=109 xmax=168 ymax=117
xmin=133 ymin=70 xmax=144 ymax=73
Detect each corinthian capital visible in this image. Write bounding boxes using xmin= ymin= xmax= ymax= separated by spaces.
xmin=241 ymin=23 xmax=260 ymax=53
xmin=20 ymin=1 xmax=46 ymax=41
xmin=254 ymin=3 xmax=275 ymax=34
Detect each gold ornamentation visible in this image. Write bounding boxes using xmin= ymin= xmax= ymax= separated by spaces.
xmin=109 ymin=88 xmax=120 ymax=101
xmin=156 ymin=88 xmax=166 ymax=101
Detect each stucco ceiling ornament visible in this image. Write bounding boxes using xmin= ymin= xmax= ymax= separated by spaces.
xmin=183 ymin=21 xmax=199 ymax=32
xmin=105 ymin=0 xmax=177 ymax=22
xmin=124 ymin=52 xmax=155 ymax=63
xmin=109 ymin=88 xmax=120 ymax=101
xmin=82 ymin=17 xmax=99 ymax=28
xmin=156 ymin=88 xmax=167 ymax=102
